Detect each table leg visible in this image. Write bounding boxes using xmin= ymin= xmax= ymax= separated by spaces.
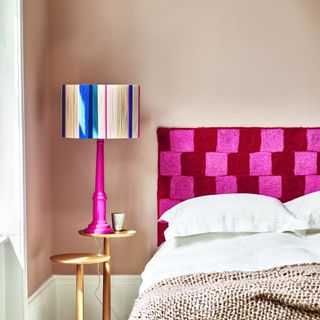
xmin=76 ymin=264 xmax=84 ymax=320
xmin=103 ymin=238 xmax=111 ymax=320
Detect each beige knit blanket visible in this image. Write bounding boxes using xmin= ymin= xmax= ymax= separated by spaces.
xmin=130 ymin=264 xmax=320 ymax=320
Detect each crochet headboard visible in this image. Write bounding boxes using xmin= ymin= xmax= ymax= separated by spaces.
xmin=157 ymin=127 xmax=320 ymax=245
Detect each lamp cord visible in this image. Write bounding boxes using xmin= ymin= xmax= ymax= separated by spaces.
xmin=93 ymin=237 xmax=103 ymax=306
xmin=93 ymin=238 xmax=120 ymax=320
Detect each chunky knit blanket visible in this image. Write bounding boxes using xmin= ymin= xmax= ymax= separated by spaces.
xmin=130 ymin=264 xmax=320 ymax=320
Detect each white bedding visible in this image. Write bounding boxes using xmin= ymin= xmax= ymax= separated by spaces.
xmin=140 ymin=232 xmax=320 ymax=293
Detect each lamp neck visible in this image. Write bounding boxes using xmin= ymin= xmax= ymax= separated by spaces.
xmin=95 ymin=139 xmax=105 ymax=192
xmin=84 ymin=138 xmax=112 ymax=234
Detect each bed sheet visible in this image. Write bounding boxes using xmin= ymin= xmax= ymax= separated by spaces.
xmin=140 ymin=232 xmax=320 ymax=293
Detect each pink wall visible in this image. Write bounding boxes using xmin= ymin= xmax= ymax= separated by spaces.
xmin=49 ymin=0 xmax=320 ymax=276
xmin=27 ymin=0 xmax=320 ymax=290
xmin=24 ymin=0 xmax=53 ymax=295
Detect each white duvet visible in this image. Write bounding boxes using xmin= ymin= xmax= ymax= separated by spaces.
xmin=140 ymin=232 xmax=320 ymax=293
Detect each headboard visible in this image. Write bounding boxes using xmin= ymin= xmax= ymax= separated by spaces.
xmin=157 ymin=127 xmax=320 ymax=245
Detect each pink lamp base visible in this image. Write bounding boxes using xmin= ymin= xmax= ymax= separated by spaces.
xmin=85 ymin=222 xmax=113 ymax=234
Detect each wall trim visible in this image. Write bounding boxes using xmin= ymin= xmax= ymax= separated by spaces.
xmin=28 ymin=276 xmax=56 ymax=320
xmin=28 ymin=276 xmax=55 ymax=305
xmin=28 ymin=275 xmax=141 ymax=320
xmin=0 ymin=238 xmax=7 ymax=320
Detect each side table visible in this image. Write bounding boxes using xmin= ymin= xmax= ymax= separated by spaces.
xmin=50 ymin=253 xmax=110 ymax=320
xmin=79 ymin=229 xmax=136 ymax=320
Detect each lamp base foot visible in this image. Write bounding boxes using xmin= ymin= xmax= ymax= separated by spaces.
xmin=85 ymin=222 xmax=113 ymax=234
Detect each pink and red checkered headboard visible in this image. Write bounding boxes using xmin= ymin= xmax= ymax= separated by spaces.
xmin=157 ymin=127 xmax=320 ymax=245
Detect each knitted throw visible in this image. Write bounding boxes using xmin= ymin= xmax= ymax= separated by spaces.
xmin=130 ymin=264 xmax=320 ymax=320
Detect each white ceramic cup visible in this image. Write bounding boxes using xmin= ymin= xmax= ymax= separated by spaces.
xmin=111 ymin=212 xmax=125 ymax=231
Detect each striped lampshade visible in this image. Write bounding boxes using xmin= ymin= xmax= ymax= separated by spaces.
xmin=62 ymin=84 xmax=140 ymax=139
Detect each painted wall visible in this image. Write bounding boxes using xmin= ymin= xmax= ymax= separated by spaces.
xmin=48 ymin=0 xmax=320 ymax=276
xmin=23 ymin=0 xmax=320 ymax=298
xmin=24 ymin=0 xmax=53 ymax=295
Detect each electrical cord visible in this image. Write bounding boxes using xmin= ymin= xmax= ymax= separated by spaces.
xmin=93 ymin=237 xmax=103 ymax=305
xmin=93 ymin=238 xmax=120 ymax=320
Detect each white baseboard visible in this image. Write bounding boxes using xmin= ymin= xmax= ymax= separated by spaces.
xmin=28 ymin=276 xmax=56 ymax=320
xmin=28 ymin=275 xmax=141 ymax=320
xmin=0 ymin=238 xmax=7 ymax=320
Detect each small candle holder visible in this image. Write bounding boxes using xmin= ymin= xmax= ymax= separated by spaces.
xmin=111 ymin=212 xmax=125 ymax=232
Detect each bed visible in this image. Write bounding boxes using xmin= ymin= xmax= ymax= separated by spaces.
xmin=130 ymin=127 xmax=320 ymax=320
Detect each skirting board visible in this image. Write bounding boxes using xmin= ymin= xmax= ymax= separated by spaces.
xmin=28 ymin=275 xmax=142 ymax=320
xmin=28 ymin=276 xmax=57 ymax=320
xmin=0 ymin=238 xmax=8 ymax=320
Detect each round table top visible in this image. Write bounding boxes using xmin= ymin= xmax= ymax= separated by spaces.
xmin=79 ymin=229 xmax=136 ymax=239
xmin=50 ymin=253 xmax=110 ymax=265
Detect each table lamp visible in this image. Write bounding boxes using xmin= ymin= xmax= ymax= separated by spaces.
xmin=62 ymin=84 xmax=140 ymax=234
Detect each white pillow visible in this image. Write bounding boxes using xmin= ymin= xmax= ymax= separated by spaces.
xmin=285 ymin=191 xmax=320 ymax=229
xmin=160 ymin=194 xmax=307 ymax=240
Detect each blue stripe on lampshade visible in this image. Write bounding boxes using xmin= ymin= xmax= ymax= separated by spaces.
xmin=62 ymin=85 xmax=66 ymax=137
xmin=92 ymin=84 xmax=99 ymax=139
xmin=79 ymin=84 xmax=89 ymax=138
xmin=88 ymin=85 xmax=93 ymax=138
xmin=62 ymin=84 xmax=140 ymax=139
xmin=128 ymin=84 xmax=133 ymax=138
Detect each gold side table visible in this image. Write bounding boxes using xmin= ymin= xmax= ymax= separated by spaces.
xmin=50 ymin=253 xmax=110 ymax=320
xmin=79 ymin=230 xmax=136 ymax=320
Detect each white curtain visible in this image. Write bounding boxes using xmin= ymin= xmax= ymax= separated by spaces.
xmin=0 ymin=0 xmax=22 ymax=238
